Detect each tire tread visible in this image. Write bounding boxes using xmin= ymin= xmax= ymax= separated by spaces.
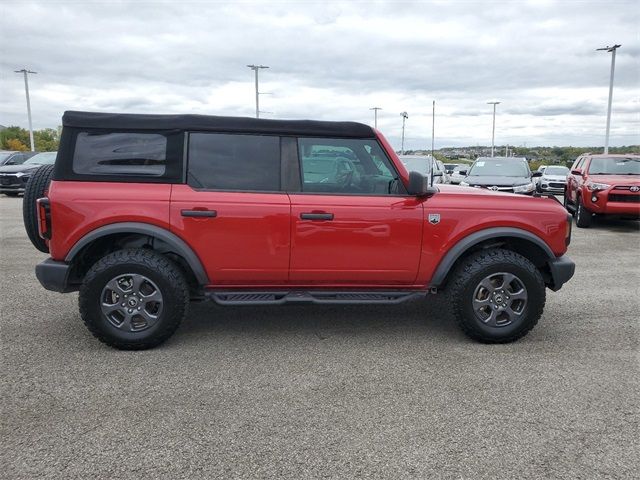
xmin=79 ymin=249 xmax=189 ymax=350
xmin=448 ymin=248 xmax=545 ymax=343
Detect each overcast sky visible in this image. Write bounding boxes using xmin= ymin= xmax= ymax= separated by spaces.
xmin=0 ymin=0 xmax=638 ymax=150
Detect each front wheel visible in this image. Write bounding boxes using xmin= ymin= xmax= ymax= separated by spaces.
xmin=448 ymin=249 xmax=546 ymax=343
xmin=575 ymin=196 xmax=592 ymax=228
xmin=79 ymin=249 xmax=189 ymax=350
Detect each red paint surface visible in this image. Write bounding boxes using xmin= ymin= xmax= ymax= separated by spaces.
xmin=45 ymin=129 xmax=571 ymax=289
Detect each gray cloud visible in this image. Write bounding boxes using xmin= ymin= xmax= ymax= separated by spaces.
xmin=0 ymin=0 xmax=638 ymax=148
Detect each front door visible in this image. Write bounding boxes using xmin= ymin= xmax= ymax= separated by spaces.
xmin=288 ymin=137 xmax=423 ymax=286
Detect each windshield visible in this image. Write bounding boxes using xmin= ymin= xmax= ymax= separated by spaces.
xmin=468 ymin=159 xmax=529 ymax=177
xmin=401 ymin=157 xmax=432 ymax=175
xmin=588 ymin=157 xmax=640 ymax=175
xmin=24 ymin=152 xmax=57 ymax=165
xmin=544 ymin=166 xmax=569 ymax=176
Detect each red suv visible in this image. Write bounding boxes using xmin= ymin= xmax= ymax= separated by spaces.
xmin=564 ymin=153 xmax=640 ymax=227
xmin=25 ymin=111 xmax=575 ymax=349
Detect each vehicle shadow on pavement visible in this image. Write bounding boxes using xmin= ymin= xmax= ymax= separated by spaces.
xmin=178 ymin=294 xmax=463 ymax=343
xmin=585 ymin=216 xmax=640 ymax=232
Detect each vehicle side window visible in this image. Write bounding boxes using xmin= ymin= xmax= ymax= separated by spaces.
xmin=297 ymin=138 xmax=400 ymax=195
xmin=188 ymin=133 xmax=280 ymax=191
xmin=73 ymin=132 xmax=167 ymax=176
xmin=572 ymin=157 xmax=585 ymax=171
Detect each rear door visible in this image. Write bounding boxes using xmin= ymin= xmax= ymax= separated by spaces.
xmin=288 ymin=137 xmax=423 ymax=286
xmin=170 ymin=133 xmax=291 ymax=286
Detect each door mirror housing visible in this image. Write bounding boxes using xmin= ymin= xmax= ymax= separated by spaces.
xmin=432 ymin=171 xmax=443 ymax=177
xmin=458 ymin=170 xmax=468 ymax=176
xmin=571 ymin=168 xmax=583 ymax=175
xmin=532 ymin=171 xmax=543 ymax=178
xmin=408 ymin=171 xmax=436 ymax=196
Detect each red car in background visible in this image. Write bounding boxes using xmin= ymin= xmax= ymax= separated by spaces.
xmin=564 ymin=153 xmax=640 ymax=227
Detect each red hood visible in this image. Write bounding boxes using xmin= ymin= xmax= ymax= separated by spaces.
xmin=586 ymin=174 xmax=640 ymax=185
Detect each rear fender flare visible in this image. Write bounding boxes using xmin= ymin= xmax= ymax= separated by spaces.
xmin=65 ymin=222 xmax=209 ymax=285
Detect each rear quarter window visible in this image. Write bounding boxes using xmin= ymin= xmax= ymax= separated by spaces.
xmin=73 ymin=132 xmax=167 ymax=176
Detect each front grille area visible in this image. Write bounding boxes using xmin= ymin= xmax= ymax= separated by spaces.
xmin=549 ymin=182 xmax=565 ymax=188
xmin=608 ymin=194 xmax=640 ymax=203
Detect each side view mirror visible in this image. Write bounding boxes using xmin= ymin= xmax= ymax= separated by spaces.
xmin=5 ymin=160 xmax=16 ymax=165
xmin=571 ymin=168 xmax=583 ymax=175
xmin=407 ymin=171 xmax=437 ymax=196
xmin=532 ymin=171 xmax=543 ymax=178
xmin=458 ymin=170 xmax=468 ymax=176
xmin=432 ymin=171 xmax=443 ymax=177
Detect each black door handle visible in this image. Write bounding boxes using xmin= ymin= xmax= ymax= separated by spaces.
xmin=300 ymin=212 xmax=334 ymax=221
xmin=181 ymin=209 xmax=217 ymax=218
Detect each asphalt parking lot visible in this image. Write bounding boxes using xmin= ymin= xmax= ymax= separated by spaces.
xmin=1 ymin=195 xmax=638 ymax=479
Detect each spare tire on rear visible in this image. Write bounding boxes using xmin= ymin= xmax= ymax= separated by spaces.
xmin=23 ymin=164 xmax=54 ymax=253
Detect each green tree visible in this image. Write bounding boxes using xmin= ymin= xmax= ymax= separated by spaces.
xmin=0 ymin=126 xmax=60 ymax=151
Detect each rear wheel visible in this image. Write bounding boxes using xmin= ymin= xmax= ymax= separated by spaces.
xmin=79 ymin=249 xmax=189 ymax=350
xmin=22 ymin=164 xmax=54 ymax=252
xmin=448 ymin=249 xmax=545 ymax=343
xmin=575 ymin=195 xmax=592 ymax=228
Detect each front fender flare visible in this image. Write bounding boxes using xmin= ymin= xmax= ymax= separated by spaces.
xmin=428 ymin=227 xmax=554 ymax=288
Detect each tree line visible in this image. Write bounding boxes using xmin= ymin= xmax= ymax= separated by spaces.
xmin=0 ymin=126 xmax=60 ymax=152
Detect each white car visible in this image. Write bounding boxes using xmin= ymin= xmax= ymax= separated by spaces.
xmin=399 ymin=155 xmax=449 ymax=184
xmin=536 ymin=165 xmax=569 ymax=194
xmin=450 ymin=165 xmax=469 ymax=184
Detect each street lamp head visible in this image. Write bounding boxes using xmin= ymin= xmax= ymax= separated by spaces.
xmin=400 ymin=111 xmax=408 ymax=118
xmin=487 ymin=101 xmax=500 ymax=105
xmin=596 ymin=44 xmax=621 ymax=52
xmin=247 ymin=64 xmax=269 ymax=70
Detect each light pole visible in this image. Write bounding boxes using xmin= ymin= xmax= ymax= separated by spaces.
xmin=247 ymin=64 xmax=269 ymax=118
xmin=487 ymin=101 xmax=500 ymax=157
xmin=431 ymin=100 xmax=435 ymax=159
xmin=370 ymin=107 xmax=382 ymax=128
xmin=596 ymin=44 xmax=621 ymax=154
xmin=14 ymin=68 xmax=37 ymax=151
xmin=400 ymin=112 xmax=408 ymax=155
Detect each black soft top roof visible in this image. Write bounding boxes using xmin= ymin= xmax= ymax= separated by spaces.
xmin=62 ymin=111 xmax=376 ymax=138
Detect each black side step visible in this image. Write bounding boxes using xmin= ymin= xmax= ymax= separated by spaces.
xmin=207 ymin=290 xmax=427 ymax=306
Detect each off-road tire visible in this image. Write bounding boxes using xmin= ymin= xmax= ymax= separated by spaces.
xmin=575 ymin=195 xmax=592 ymax=228
xmin=448 ymin=248 xmax=546 ymax=343
xmin=79 ymin=249 xmax=189 ymax=350
xmin=22 ymin=164 xmax=54 ymax=252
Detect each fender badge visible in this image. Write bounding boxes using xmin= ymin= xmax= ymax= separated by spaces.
xmin=428 ymin=213 xmax=440 ymax=225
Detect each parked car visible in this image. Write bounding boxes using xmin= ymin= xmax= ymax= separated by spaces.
xmin=0 ymin=150 xmax=38 ymax=166
xmin=435 ymin=160 xmax=451 ymax=184
xmin=459 ymin=157 xmax=541 ymax=194
xmin=26 ymin=111 xmax=574 ymax=349
xmin=0 ymin=151 xmax=57 ymax=196
xmin=449 ymin=165 xmax=468 ymax=184
xmin=400 ymin=155 xmax=447 ymax=184
xmin=564 ymin=153 xmax=640 ymax=227
xmin=444 ymin=163 xmax=459 ymax=174
xmin=537 ymin=165 xmax=569 ymax=194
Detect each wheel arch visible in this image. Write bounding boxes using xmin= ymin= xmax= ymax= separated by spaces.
xmin=65 ymin=222 xmax=209 ymax=287
xmin=429 ymin=227 xmax=554 ymax=288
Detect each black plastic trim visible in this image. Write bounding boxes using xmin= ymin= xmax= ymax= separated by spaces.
xmin=208 ymin=290 xmax=426 ymax=305
xmin=65 ymin=222 xmax=209 ymax=285
xmin=35 ymin=258 xmax=77 ymax=293
xmin=547 ymin=255 xmax=575 ymax=291
xmin=181 ymin=210 xmax=217 ymax=218
xmin=429 ymin=227 xmax=555 ymax=287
